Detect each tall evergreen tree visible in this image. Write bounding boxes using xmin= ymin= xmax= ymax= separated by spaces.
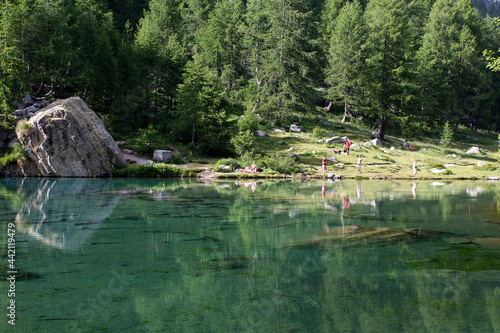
xmin=0 ymin=1 xmax=20 ymax=122
xmin=326 ymin=0 xmax=366 ymax=122
xmin=247 ymin=0 xmax=319 ymax=124
xmin=363 ymin=0 xmax=418 ymax=139
xmin=135 ymin=0 xmax=187 ymax=126
xmin=175 ymin=59 xmax=230 ymax=155
xmin=418 ymin=0 xmax=485 ymax=129
xmin=196 ymin=0 xmax=245 ymax=100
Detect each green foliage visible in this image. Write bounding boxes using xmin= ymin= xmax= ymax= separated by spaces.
xmin=427 ymin=162 xmax=445 ymax=169
xmin=394 ymin=116 xmax=422 ymax=138
xmin=245 ymin=0 xmax=320 ymax=124
xmin=113 ymin=163 xmax=195 ymax=178
xmin=498 ymin=133 xmax=500 ymax=153
xmin=473 ymin=163 xmax=497 ymax=171
xmin=363 ymin=0 xmax=419 ymax=139
xmin=440 ymin=121 xmax=454 ymax=147
xmin=231 ymin=130 xmax=255 ymax=156
xmin=1 ymin=0 xmax=500 ymax=158
xmin=326 ymin=0 xmax=366 ymax=121
xmin=312 ymin=126 xmax=330 ymax=139
xmin=261 ymin=153 xmax=300 ymax=174
xmin=0 ymin=143 xmax=27 ymax=170
xmin=237 ymin=111 xmax=260 ymax=133
xmin=214 ymin=158 xmax=241 ymax=172
xmin=176 ymin=60 xmax=232 ymax=156
xmin=136 ymin=125 xmax=165 ymax=154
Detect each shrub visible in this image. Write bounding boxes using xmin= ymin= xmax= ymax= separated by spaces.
xmin=262 ymin=153 xmax=300 ymax=174
xmin=427 ymin=162 xmax=445 ymax=169
xmin=231 ymin=130 xmax=255 ymax=156
xmin=113 ymin=163 xmax=195 ymax=178
xmin=473 ymin=163 xmax=497 ymax=171
xmin=312 ymin=126 xmax=329 ymax=139
xmin=0 ymin=143 xmax=28 ymax=170
xmin=215 ymin=158 xmax=241 ymax=172
xmin=135 ymin=125 xmax=164 ymax=154
xmin=238 ymin=111 xmax=260 ymax=133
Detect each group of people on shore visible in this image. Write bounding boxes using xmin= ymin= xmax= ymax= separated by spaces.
xmin=323 ymin=138 xmax=419 ymax=176
xmin=239 ymin=138 xmax=419 ymax=177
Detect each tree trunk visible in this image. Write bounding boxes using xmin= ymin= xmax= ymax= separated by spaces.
xmin=341 ymin=92 xmax=349 ymax=123
xmin=378 ymin=114 xmax=387 ymax=139
xmin=191 ymin=91 xmax=196 ymax=144
xmin=325 ymin=100 xmax=333 ymax=112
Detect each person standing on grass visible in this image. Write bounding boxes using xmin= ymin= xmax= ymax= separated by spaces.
xmin=412 ymin=160 xmax=418 ymax=177
xmin=357 ymin=155 xmax=362 ymax=173
xmin=323 ymin=157 xmax=327 ymax=173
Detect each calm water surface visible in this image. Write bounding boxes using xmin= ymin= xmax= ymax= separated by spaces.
xmin=1 ymin=178 xmax=499 ymax=332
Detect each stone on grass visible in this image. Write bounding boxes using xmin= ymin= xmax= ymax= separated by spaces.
xmin=325 ymin=136 xmax=346 ymax=144
xmin=466 ymin=147 xmax=481 ymax=154
xmin=154 ymin=150 xmax=173 ymax=161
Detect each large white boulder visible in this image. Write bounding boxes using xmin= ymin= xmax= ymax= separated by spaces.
xmin=16 ymin=97 xmax=126 ymax=177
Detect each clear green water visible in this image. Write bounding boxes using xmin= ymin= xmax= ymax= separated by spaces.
xmin=1 ymin=178 xmax=500 ymax=332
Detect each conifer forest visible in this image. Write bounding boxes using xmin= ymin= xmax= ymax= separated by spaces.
xmin=2 ymin=0 xmax=500 ymax=154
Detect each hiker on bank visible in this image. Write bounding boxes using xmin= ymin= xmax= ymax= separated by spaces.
xmin=322 ymin=157 xmax=327 ymax=173
xmin=412 ymin=160 xmax=418 ymax=177
xmin=357 ymin=155 xmax=362 ymax=173
xmin=403 ymin=140 xmax=417 ymax=149
xmin=343 ymin=139 xmax=351 ymax=155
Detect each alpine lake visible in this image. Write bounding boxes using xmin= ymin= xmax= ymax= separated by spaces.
xmin=1 ymin=178 xmax=499 ymax=332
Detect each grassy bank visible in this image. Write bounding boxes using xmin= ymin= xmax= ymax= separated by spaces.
xmin=116 ymin=114 xmax=499 ymax=180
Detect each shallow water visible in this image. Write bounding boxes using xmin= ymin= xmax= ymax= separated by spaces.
xmin=1 ymin=178 xmax=499 ymax=332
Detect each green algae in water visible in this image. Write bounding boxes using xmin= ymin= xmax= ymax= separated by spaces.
xmin=404 ymin=245 xmax=500 ymax=271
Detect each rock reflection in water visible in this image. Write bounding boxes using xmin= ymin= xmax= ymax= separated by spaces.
xmin=15 ymin=178 xmax=121 ymax=251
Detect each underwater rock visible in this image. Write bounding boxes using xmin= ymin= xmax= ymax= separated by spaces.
xmin=288 ymin=226 xmax=442 ymax=249
xmin=472 ymin=238 xmax=500 ymax=250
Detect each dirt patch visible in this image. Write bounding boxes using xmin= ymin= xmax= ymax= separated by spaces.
xmin=121 ymin=151 xmax=152 ymax=165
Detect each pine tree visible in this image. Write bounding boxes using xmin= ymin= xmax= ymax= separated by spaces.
xmin=326 ymin=0 xmax=366 ymax=123
xmin=363 ymin=0 xmax=419 ymax=139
